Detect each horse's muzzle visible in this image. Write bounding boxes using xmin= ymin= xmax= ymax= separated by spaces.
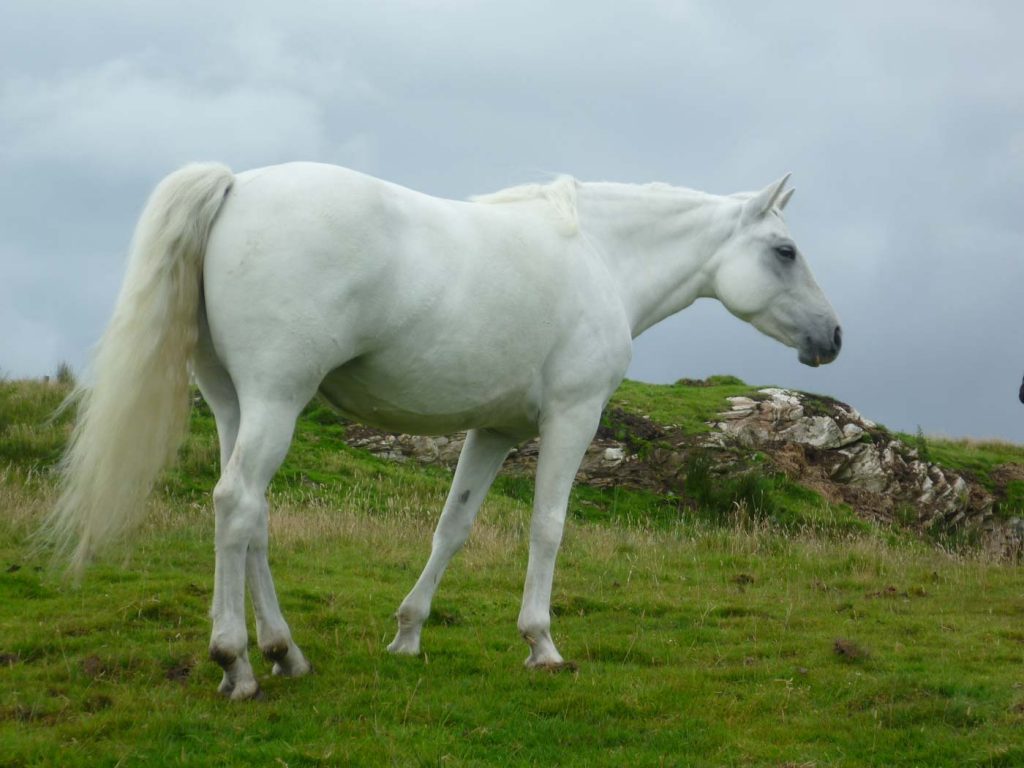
xmin=799 ymin=325 xmax=842 ymax=367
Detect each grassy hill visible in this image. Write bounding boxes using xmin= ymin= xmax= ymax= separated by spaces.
xmin=2 ymin=377 xmax=1024 ymax=767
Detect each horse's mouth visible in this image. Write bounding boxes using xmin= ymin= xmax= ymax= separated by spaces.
xmin=798 ymin=348 xmax=836 ymax=367
xmin=798 ymin=325 xmax=841 ymax=367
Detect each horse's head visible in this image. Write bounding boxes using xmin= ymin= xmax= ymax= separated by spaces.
xmin=710 ymin=175 xmax=841 ymax=367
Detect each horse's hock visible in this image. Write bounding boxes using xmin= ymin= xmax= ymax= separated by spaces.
xmin=343 ymin=389 xmax=1024 ymax=558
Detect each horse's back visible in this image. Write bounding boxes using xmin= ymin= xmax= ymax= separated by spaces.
xmin=207 ymin=161 xmax=566 ymax=292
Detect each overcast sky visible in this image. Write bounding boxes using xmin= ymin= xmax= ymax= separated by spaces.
xmin=2 ymin=1 xmax=1022 ymax=440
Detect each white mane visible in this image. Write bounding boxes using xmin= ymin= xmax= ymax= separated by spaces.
xmin=471 ymin=175 xmax=579 ymax=234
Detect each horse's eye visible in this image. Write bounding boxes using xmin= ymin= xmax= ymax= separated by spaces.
xmin=774 ymin=244 xmax=796 ymax=260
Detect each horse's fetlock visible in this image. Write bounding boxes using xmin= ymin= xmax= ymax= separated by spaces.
xmin=261 ymin=642 xmax=290 ymax=663
xmin=518 ymin=619 xmax=550 ymax=645
xmin=396 ymin=602 xmax=428 ymax=629
xmin=209 ymin=645 xmax=237 ymax=669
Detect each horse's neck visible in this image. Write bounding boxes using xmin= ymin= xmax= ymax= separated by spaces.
xmin=578 ymin=183 xmax=738 ymax=337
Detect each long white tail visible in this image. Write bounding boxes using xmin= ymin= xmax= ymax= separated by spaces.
xmin=44 ymin=163 xmax=235 ymax=576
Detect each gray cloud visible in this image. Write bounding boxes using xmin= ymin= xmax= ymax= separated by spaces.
xmin=2 ymin=1 xmax=1022 ymax=439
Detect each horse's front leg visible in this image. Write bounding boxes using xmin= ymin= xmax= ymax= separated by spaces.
xmin=518 ymin=402 xmax=602 ymax=667
xmin=246 ymin=512 xmax=312 ymax=678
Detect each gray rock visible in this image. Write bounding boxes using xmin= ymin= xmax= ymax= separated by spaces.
xmin=714 ymin=388 xmax=994 ymax=534
xmin=603 ymin=447 xmax=625 ymax=464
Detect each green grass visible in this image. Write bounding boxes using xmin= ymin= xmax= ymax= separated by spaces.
xmin=4 ymin=379 xmax=1024 ymax=766
xmin=0 ymin=380 xmax=75 ymax=468
xmin=608 ymin=376 xmax=759 ymax=435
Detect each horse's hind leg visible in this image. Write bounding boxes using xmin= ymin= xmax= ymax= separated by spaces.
xmin=208 ymin=395 xmax=310 ymax=700
xmin=388 ymin=428 xmax=515 ymax=655
xmin=194 ymin=315 xmax=240 ymax=468
xmin=197 ymin=311 xmax=309 ymax=679
xmin=246 ymin=508 xmax=312 ymax=679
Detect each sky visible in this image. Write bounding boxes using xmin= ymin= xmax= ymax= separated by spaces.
xmin=1 ymin=1 xmax=1022 ymax=440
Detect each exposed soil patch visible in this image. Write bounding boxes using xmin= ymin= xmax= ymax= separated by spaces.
xmin=597 ymin=407 xmax=666 ymax=445
xmin=833 ymin=638 xmax=870 ymax=662
xmin=426 ymin=609 xmax=463 ymax=627
xmin=165 ymin=657 xmax=196 ymax=684
xmin=80 ymin=654 xmax=146 ymax=682
xmin=81 ymin=655 xmax=106 ymax=679
xmin=867 ymin=586 xmax=909 ymax=599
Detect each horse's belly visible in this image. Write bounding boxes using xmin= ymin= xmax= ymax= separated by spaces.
xmin=318 ymin=357 xmax=541 ymax=437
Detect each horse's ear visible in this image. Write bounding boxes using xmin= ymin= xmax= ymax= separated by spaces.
xmin=777 ymin=187 xmax=795 ymax=211
xmin=742 ymin=173 xmax=791 ymax=220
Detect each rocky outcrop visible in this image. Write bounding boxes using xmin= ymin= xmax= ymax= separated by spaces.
xmin=339 ymin=388 xmax=1024 ymax=558
xmin=343 ymin=423 xmax=650 ymax=489
xmin=707 ymin=388 xmax=1000 ymax=532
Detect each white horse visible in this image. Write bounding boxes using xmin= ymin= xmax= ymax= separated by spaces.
xmin=47 ymin=162 xmax=841 ymax=699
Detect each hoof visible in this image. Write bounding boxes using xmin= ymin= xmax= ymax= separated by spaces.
xmin=273 ymin=660 xmax=312 ymax=677
xmin=211 ymin=645 xmax=260 ymax=699
xmin=527 ymin=659 xmax=579 ymax=673
xmin=524 ymin=651 xmax=564 ymax=668
xmin=262 ymin=643 xmax=312 ymax=677
xmin=520 ymin=629 xmax=564 ymax=669
xmin=271 ymin=655 xmax=312 ymax=678
xmin=217 ymin=673 xmax=235 ymax=696
xmin=216 ymin=670 xmax=261 ymax=700
xmin=227 ymin=679 xmax=261 ymax=701
xmin=387 ymin=632 xmax=421 ymax=656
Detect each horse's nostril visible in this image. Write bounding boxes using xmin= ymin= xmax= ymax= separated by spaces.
xmin=833 ymin=325 xmax=843 ymax=350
